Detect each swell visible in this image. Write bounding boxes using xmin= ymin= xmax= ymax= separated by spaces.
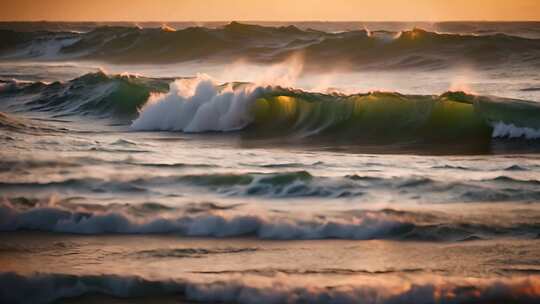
xmin=1 ymin=272 xmax=540 ymax=304
xmin=1 ymin=23 xmax=540 ymax=69
xmin=2 ymin=202 xmax=540 ymax=241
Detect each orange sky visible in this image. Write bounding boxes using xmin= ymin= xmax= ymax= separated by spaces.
xmin=2 ymin=0 xmax=540 ymax=21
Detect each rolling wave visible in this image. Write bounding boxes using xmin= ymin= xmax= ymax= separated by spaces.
xmin=0 ymin=202 xmax=422 ymax=239
xmin=0 ymin=71 xmax=168 ymax=121
xmin=1 ymin=22 xmax=540 ymax=69
xmin=2 ymin=72 xmax=540 ymax=145
xmin=2 ymin=201 xmax=540 ymax=240
xmin=1 ymin=272 xmax=540 ymax=304
xmin=132 ymin=76 xmax=540 ymax=142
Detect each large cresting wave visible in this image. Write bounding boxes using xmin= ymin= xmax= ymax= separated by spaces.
xmin=131 ymin=75 xmax=540 ymax=143
xmin=2 ymin=72 xmax=540 ymax=144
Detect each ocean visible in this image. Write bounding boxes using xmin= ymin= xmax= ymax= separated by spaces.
xmin=1 ymin=21 xmax=540 ymax=303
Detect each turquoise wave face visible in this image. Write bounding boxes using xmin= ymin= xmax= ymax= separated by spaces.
xmin=250 ymin=89 xmax=540 ymax=141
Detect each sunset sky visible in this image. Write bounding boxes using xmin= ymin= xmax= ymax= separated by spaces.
xmin=2 ymin=0 xmax=540 ymax=21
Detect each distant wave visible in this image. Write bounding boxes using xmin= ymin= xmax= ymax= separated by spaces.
xmin=2 ymin=201 xmax=540 ymax=240
xmin=3 ymin=21 xmax=540 ymax=38
xmin=1 ymin=272 xmax=540 ymax=304
xmin=1 ymin=22 xmax=540 ymax=69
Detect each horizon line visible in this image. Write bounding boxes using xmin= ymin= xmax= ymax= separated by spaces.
xmin=1 ymin=19 xmax=540 ymax=23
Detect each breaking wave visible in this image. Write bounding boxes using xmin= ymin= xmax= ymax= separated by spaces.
xmin=3 ymin=72 xmax=540 ymax=146
xmin=1 ymin=272 xmax=540 ymax=304
xmin=0 ymin=202 xmax=419 ymax=239
xmin=131 ymin=75 xmax=262 ymax=132
xmin=1 ymin=201 xmax=540 ymax=241
xmin=132 ymin=76 xmax=540 ymax=143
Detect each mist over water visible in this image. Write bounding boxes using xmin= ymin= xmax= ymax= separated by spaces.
xmin=1 ymin=21 xmax=540 ymax=304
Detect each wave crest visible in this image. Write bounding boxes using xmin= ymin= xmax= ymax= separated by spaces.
xmin=3 ymin=72 xmax=540 ymax=145
xmin=2 ymin=23 xmax=540 ymax=69
xmin=0 ymin=202 xmax=410 ymax=239
xmin=2 ymin=201 xmax=540 ymax=241
xmin=131 ymin=75 xmax=540 ymax=143
xmin=131 ymin=76 xmax=265 ymax=132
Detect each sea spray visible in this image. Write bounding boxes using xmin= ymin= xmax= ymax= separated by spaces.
xmin=131 ymin=76 xmax=269 ymax=132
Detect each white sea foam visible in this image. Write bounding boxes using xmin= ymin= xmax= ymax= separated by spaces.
xmin=491 ymin=121 xmax=540 ymax=139
xmin=130 ymin=53 xmax=305 ymax=132
xmin=0 ymin=203 xmax=408 ymax=239
xmin=130 ymin=75 xmax=267 ymax=132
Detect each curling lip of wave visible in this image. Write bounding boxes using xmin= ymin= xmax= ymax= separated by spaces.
xmin=130 ymin=76 xmax=267 ymax=132
xmin=1 ymin=272 xmax=540 ymax=304
xmin=1 ymin=23 xmax=540 ymax=69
